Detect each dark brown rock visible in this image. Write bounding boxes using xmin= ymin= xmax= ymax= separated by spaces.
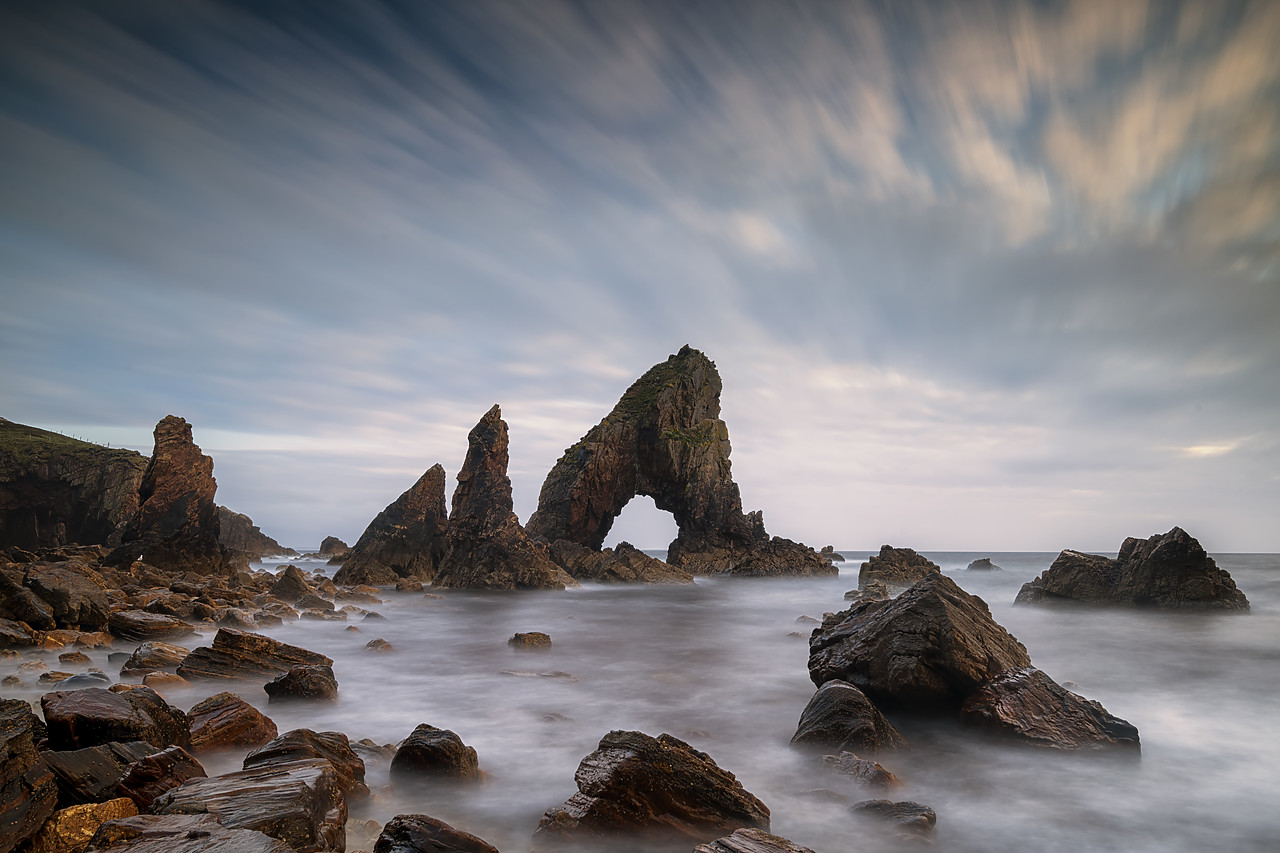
xmin=0 ymin=618 xmax=42 ymax=646
xmin=366 ymin=638 xmax=393 ymax=653
xmin=508 ymin=632 xmax=551 ymax=649
xmin=808 ymin=573 xmax=1032 ymax=709
xmin=849 ymin=799 xmax=936 ymax=839
xmin=120 ymin=641 xmax=191 ymax=675
xmin=187 ymin=692 xmax=278 ymax=753
xmin=108 ymin=612 xmax=194 ymax=643
xmin=548 ymin=539 xmax=695 ymax=584
xmin=105 ymin=416 xmax=229 ymax=575
xmin=0 ymin=571 xmax=56 ymax=629
xmin=24 ymin=796 xmax=138 ymax=853
xmin=389 ymin=724 xmax=480 ymax=781
xmin=431 ymin=406 xmax=577 ymax=591
xmin=373 ymin=814 xmax=500 ymax=853
xmin=527 ymin=347 xmax=834 ymax=578
xmin=858 ymin=546 xmax=940 ymax=588
xmin=23 ymin=562 xmax=111 ymax=630
xmin=790 ymin=680 xmax=907 ymax=754
xmin=264 ymin=665 xmax=338 ymax=703
xmin=1015 ymin=527 xmax=1249 ymax=610
xmin=318 ymin=537 xmax=349 ymax=560
xmin=114 ymin=746 xmax=207 ymax=810
xmin=40 ymin=741 xmax=157 ymax=806
xmin=267 ymin=567 xmax=314 ymax=605
xmin=959 ymin=666 xmax=1140 ymax=750
xmin=818 ymin=752 xmax=900 ymax=789
xmin=87 ymin=813 xmax=293 ymax=852
xmin=41 ymin=687 xmax=190 ymax=751
xmin=244 ymin=729 xmax=368 ymax=802
xmin=1 ymin=698 xmax=58 ymax=853
xmin=967 ymin=557 xmax=1000 ymax=570
xmin=533 ymin=730 xmax=769 ymax=845
xmin=176 ymin=628 xmax=332 ymax=681
xmin=335 ymin=465 xmax=449 ymax=586
xmin=693 ymin=828 xmax=817 ymax=853
xmin=151 ymin=758 xmax=345 ymax=852
xmin=217 ymin=507 xmax=296 ymax=559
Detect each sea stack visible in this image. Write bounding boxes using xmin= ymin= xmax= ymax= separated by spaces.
xmin=334 ymin=464 xmax=449 ymax=585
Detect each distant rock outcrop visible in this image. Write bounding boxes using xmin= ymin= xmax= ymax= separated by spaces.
xmin=1016 ymin=527 xmax=1249 ymax=610
xmin=318 ymin=537 xmax=349 ymax=561
xmin=527 ymin=346 xmax=834 ymax=578
xmin=105 ymin=416 xmax=228 ymax=574
xmin=334 ymin=465 xmax=449 ymax=586
xmin=217 ymin=507 xmax=295 ymax=559
xmin=432 ymin=406 xmax=576 ymax=591
xmin=547 ymin=540 xmax=694 ymax=584
xmin=967 ymin=557 xmax=1000 ymax=570
xmin=858 ymin=546 xmax=940 ymax=588
xmin=0 ymin=418 xmax=146 ymax=551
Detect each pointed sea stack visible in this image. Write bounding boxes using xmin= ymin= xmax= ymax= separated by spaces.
xmin=431 ymin=406 xmax=576 ymax=590
xmin=526 ymin=346 xmax=834 ymax=577
xmin=334 ymin=464 xmax=449 ymax=585
xmin=105 ymin=416 xmax=229 ymax=574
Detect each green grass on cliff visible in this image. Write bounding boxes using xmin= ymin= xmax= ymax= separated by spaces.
xmin=0 ymin=417 xmax=145 ymax=468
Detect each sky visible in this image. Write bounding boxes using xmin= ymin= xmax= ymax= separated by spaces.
xmin=2 ymin=0 xmax=1278 ymax=554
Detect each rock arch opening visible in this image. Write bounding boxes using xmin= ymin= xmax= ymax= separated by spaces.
xmin=602 ymin=494 xmax=678 ymax=552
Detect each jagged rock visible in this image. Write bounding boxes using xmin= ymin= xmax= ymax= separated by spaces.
xmin=120 ymin=641 xmax=190 ymax=675
xmin=264 ymin=665 xmax=338 ymax=703
xmin=176 ymin=628 xmax=332 ymax=680
xmin=508 ymin=632 xmax=551 ymax=649
xmin=114 ymin=746 xmax=206 ymax=810
xmin=40 ymin=741 xmax=157 ymax=806
xmin=41 ymin=686 xmax=190 ymax=750
xmin=151 ymin=758 xmax=346 ymax=852
xmin=858 ymin=546 xmax=940 ymax=588
xmin=849 ymin=799 xmax=936 ymax=839
xmin=819 ymin=546 xmax=846 ymax=563
xmin=0 ymin=698 xmax=58 ymax=853
xmin=105 ymin=417 xmax=229 ymax=575
xmin=60 ymin=650 xmax=91 ymax=665
xmin=372 ymin=814 xmax=499 ymax=853
xmin=694 ymin=827 xmax=817 ymax=853
xmin=87 ymin=813 xmax=293 ymax=852
xmin=0 ymin=617 xmax=42 ymax=646
xmin=107 ymin=611 xmax=194 ymax=643
xmin=267 ymin=567 xmax=314 ymax=605
xmin=547 ymin=539 xmax=694 ymax=584
xmin=218 ymin=507 xmax=296 ymax=559
xmin=818 ymin=753 xmax=900 ymax=789
xmin=534 ymin=730 xmax=770 ymax=845
xmin=23 ymin=562 xmax=112 ymax=630
xmin=959 ymin=667 xmax=1140 ymax=750
xmin=527 ymin=347 xmax=834 ymax=578
xmin=389 ymin=725 xmax=480 ymax=781
xmin=335 ymin=465 xmax=449 ymax=586
xmin=0 ymin=418 xmax=146 ymax=551
xmin=1015 ymin=527 xmax=1249 ymax=610
xmin=187 ymin=692 xmax=278 ymax=753
xmin=244 ymin=729 xmax=368 ymax=802
xmin=967 ymin=557 xmax=1000 ymax=570
xmin=790 ymin=680 xmax=907 ymax=754
xmin=431 ymin=406 xmax=577 ymax=591
xmin=24 ymin=796 xmax=138 ymax=853
xmin=294 ymin=593 xmax=333 ymax=612
xmin=318 ymin=537 xmax=349 ymax=561
xmin=0 ymin=571 xmax=56 ymax=629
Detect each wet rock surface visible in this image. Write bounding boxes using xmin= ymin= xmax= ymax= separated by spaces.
xmin=264 ymin=665 xmax=339 ymax=703
xmin=850 ymin=799 xmax=937 ymax=839
xmin=107 ymin=611 xmax=195 ymax=643
xmin=88 ymin=812 xmax=294 ymax=852
xmin=857 ymin=546 xmax=940 ymax=589
xmin=335 ymin=465 xmax=449 ymax=586
xmin=40 ymin=740 xmax=157 ymax=806
xmin=693 ymin=827 xmax=817 ymax=853
xmin=41 ymin=686 xmax=190 ymax=750
xmin=372 ymin=813 xmax=499 ymax=853
xmin=120 ymin=641 xmax=191 ymax=675
xmin=389 ymin=725 xmax=480 ymax=781
xmin=818 ymin=752 xmax=900 ymax=789
xmin=176 ymin=628 xmax=332 ymax=681
xmin=534 ymin=729 xmax=770 ymax=846
xmin=1 ymin=697 xmax=58 ymax=853
xmin=967 ymin=557 xmax=1000 ymax=570
xmin=790 ymin=679 xmax=907 ymax=754
xmin=244 ymin=729 xmax=368 ymax=802
xmin=187 ymin=691 xmax=278 ymax=753
xmin=508 ymin=632 xmax=551 ymax=649
xmin=24 ymin=796 xmax=138 ymax=853
xmin=114 ymin=746 xmax=207 ymax=810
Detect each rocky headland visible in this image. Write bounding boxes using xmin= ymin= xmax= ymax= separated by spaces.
xmin=217 ymin=507 xmax=296 ymax=560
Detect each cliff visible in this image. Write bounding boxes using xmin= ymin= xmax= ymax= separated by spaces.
xmin=217 ymin=506 xmax=297 ymax=559
xmin=333 ymin=464 xmax=449 ymax=585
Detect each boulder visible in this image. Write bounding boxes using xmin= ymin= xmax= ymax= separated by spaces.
xmin=318 ymin=537 xmax=349 ymax=561
xmin=86 ymin=813 xmax=293 ymax=852
xmin=818 ymin=753 xmax=900 ymax=789
xmin=0 ymin=571 xmax=56 ymax=629
xmin=120 ymin=641 xmax=191 ymax=675
xmin=534 ymin=730 xmax=769 ymax=845
xmin=807 ymin=573 xmax=1031 ymax=708
xmin=1016 ymin=527 xmax=1249 ymax=610
xmin=59 ymin=672 xmax=114 ymax=690
xmin=244 ymin=729 xmax=368 ymax=802
xmin=967 ymin=557 xmax=1000 ymax=570
xmin=546 ymin=540 xmax=695 ymax=584
xmin=431 ymin=406 xmax=577 ymax=591
xmin=959 ymin=667 xmax=1140 ymax=750
xmin=819 ymin=546 xmax=846 ymax=563
xmin=857 ymin=546 xmax=940 ymax=588
xmin=187 ymin=692 xmax=278 ymax=753
xmin=0 ymin=698 xmax=58 ymax=853
xmin=267 ymin=567 xmax=315 ymax=605
xmin=526 ymin=346 xmax=835 ymax=578
xmin=508 ymin=632 xmax=551 ymax=649
xmin=114 ymin=746 xmax=206 ymax=810
xmin=366 ymin=638 xmax=393 ymax=653
xmin=176 ymin=628 xmax=332 ymax=680
xmin=41 ymin=687 xmax=190 ymax=750
xmin=790 ymin=680 xmax=907 ymax=754
xmin=217 ymin=507 xmax=296 ymax=559
xmin=693 ymin=827 xmax=817 ymax=853
xmin=389 ymin=725 xmax=480 ymax=782
xmin=108 ymin=612 xmax=194 ymax=644
xmin=335 ymin=465 xmax=449 ymax=586
xmin=151 ymin=758 xmax=346 ymax=852
xmin=40 ymin=741 xmax=157 ymax=806
xmin=23 ymin=563 xmax=111 ymax=630
xmin=372 ymin=814 xmax=498 ymax=853
xmin=264 ymin=665 xmax=338 ymax=703
xmin=105 ymin=416 xmax=230 ymax=575
xmin=849 ymin=799 xmax=936 ymax=840
xmin=23 ymin=797 xmax=138 ymax=853
xmin=0 ymin=617 xmax=42 ymax=647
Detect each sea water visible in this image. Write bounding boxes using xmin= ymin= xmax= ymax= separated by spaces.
xmin=4 ymin=552 xmax=1279 ymax=852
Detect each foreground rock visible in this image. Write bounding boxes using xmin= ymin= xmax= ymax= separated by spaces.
xmin=334 ymin=465 xmax=449 ymax=586
xmin=88 ymin=813 xmax=293 ymax=852
xmin=218 ymin=506 xmax=296 ymax=559
xmin=41 ymin=740 xmax=157 ymax=805
xmin=547 ymin=540 xmax=694 ymax=584
xmin=389 ymin=725 xmax=480 ymax=781
xmin=960 ymin=667 xmax=1140 ymax=750
xmin=121 ymin=641 xmax=191 ymax=675
xmin=526 ymin=346 xmax=834 ymax=578
xmin=264 ymin=665 xmax=338 ymax=703
xmin=431 ymin=406 xmax=576 ymax=591
xmin=108 ymin=611 xmax=195 ymax=643
xmin=41 ymin=686 xmax=190 ymax=750
xmin=105 ymin=416 xmax=230 ymax=574
xmin=791 ymin=680 xmax=907 ymax=754
xmin=151 ymin=758 xmax=345 ymax=852
xmin=1016 ymin=527 xmax=1249 ymax=610
xmin=114 ymin=746 xmax=207 ymax=810
xmin=534 ymin=730 xmax=769 ymax=846
xmin=244 ymin=729 xmax=368 ymax=802
xmin=858 ymin=546 xmax=940 ymax=588
xmin=1 ymin=698 xmax=58 ymax=853
xmin=694 ymin=828 xmax=817 ymax=853
xmin=187 ymin=692 xmax=278 ymax=752
xmin=372 ymin=814 xmax=499 ymax=853
xmin=24 ymin=797 xmax=138 ymax=853
xmin=22 ymin=561 xmax=112 ymax=631
xmin=850 ymin=799 xmax=936 ymax=840
xmin=176 ymin=628 xmax=332 ymax=680
xmin=267 ymin=566 xmax=315 ymax=604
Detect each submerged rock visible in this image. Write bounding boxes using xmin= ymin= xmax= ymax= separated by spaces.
xmin=508 ymin=632 xmax=552 ymax=649
xmin=959 ymin=667 xmax=1140 ymax=750
xmin=534 ymin=729 xmax=770 ymax=846
xmin=693 ymin=827 xmax=818 ymax=853
xmin=1016 ymin=527 xmax=1249 ymax=610
xmin=857 ymin=546 xmax=940 ymax=589
xmin=176 ymin=628 xmax=332 ymax=681
xmin=86 ymin=813 xmax=293 ymax=853
xmin=0 ymin=698 xmax=59 ymax=853
xmin=790 ymin=680 xmax=907 ymax=754
xmin=335 ymin=465 xmax=449 ymax=586
xmin=850 ymin=799 xmax=936 ymax=840
xmin=187 ymin=692 xmax=278 ymax=753
xmin=372 ymin=814 xmax=499 ymax=853
xmin=819 ymin=753 xmax=900 ymax=789
xmin=389 ymin=725 xmax=480 ymax=782
xmin=526 ymin=346 xmax=834 ymax=578
xmin=967 ymin=557 xmax=1001 ymax=571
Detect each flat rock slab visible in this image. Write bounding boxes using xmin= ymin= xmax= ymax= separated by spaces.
xmin=187 ymin=692 xmax=278 ymax=753
xmin=694 ymin=827 xmax=818 ymax=853
xmin=372 ymin=813 xmax=499 ymax=853
xmin=108 ymin=611 xmax=195 ymax=643
xmin=176 ymin=628 xmax=332 ymax=681
xmin=41 ymin=740 xmax=158 ymax=805
xmin=244 ymin=729 xmax=368 ymax=802
xmin=88 ymin=813 xmax=293 ymax=853
xmin=960 ymin=667 xmax=1140 ymax=750
xmin=41 ymin=687 xmax=190 ymax=750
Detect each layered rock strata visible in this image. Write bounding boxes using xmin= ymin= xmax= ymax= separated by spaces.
xmin=334 ymin=465 xmax=449 ymax=586
xmin=1 ymin=698 xmax=58 ymax=853
xmin=858 ymin=546 xmax=940 ymax=588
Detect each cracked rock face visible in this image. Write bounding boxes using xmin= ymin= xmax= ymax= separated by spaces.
xmin=527 ymin=346 xmax=833 ymax=577
xmin=334 ymin=464 xmax=449 ymax=586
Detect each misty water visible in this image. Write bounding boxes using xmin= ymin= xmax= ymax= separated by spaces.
xmin=6 ymin=552 xmax=1280 ymax=852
